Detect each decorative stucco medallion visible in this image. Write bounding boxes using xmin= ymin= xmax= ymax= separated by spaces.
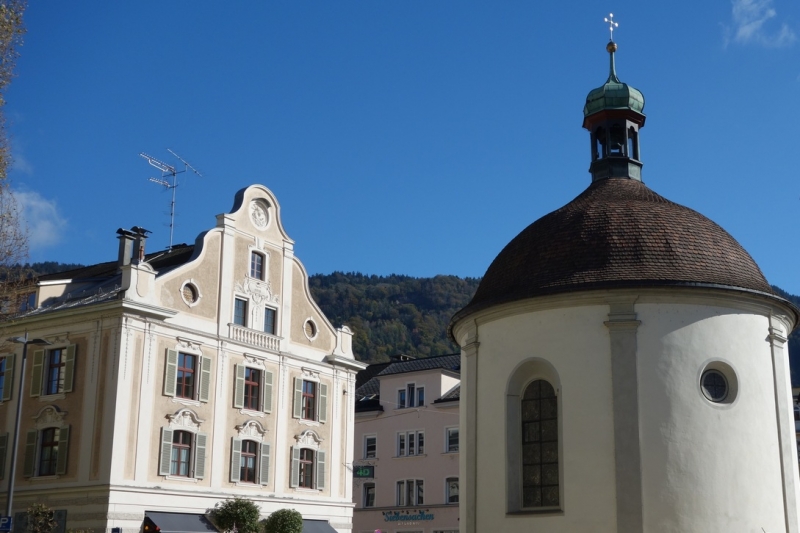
xmin=250 ymin=201 xmax=269 ymax=229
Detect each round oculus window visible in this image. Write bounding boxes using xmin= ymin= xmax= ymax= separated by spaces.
xmin=304 ymin=319 xmax=317 ymax=339
xmin=701 ymin=369 xmax=728 ymax=402
xmin=181 ymin=282 xmax=199 ymax=305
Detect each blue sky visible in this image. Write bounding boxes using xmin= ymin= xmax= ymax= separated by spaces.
xmin=7 ymin=1 xmax=800 ymax=294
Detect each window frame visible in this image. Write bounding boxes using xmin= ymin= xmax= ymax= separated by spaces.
xmin=163 ymin=349 xmax=211 ymax=403
xmin=243 ymin=367 xmax=260 ymax=411
xmin=396 ymin=479 xmax=424 ymax=506
xmin=446 ymin=477 xmax=459 ymax=504
xmin=446 ymin=427 xmax=459 ymax=453
xmin=364 ymin=435 xmax=377 ymax=459
xmin=397 ymin=430 xmax=424 ymax=457
xmin=363 ymin=482 xmax=376 ymax=507
xmin=38 ymin=427 xmax=60 ymax=477
xmin=397 ymin=383 xmax=424 ymax=408
xmin=239 ymin=439 xmax=259 ymax=484
xmin=250 ymin=251 xmax=265 ymax=280
xmin=170 ymin=430 xmax=193 ymax=477
xmin=0 ymin=355 xmax=11 ymax=402
xmin=302 ymin=380 xmax=316 ymax=421
xmin=233 ymin=297 xmax=248 ymax=327
xmin=298 ymin=448 xmax=315 ymax=488
xmin=519 ymin=378 xmax=560 ymax=510
xmin=175 ymin=352 xmax=196 ymax=400
xmin=292 ymin=377 xmax=328 ymax=423
xmin=263 ymin=306 xmax=277 ymax=335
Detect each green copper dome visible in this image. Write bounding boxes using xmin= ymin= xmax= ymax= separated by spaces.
xmin=583 ymin=41 xmax=644 ymax=117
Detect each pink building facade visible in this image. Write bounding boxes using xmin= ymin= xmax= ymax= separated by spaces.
xmin=352 ymin=355 xmax=461 ymax=533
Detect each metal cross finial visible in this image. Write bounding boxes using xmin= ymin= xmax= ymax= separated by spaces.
xmin=604 ymin=13 xmax=619 ymax=41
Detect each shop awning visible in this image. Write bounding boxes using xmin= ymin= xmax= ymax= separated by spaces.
xmin=302 ymin=520 xmax=338 ymax=533
xmin=144 ymin=512 xmax=219 ymax=533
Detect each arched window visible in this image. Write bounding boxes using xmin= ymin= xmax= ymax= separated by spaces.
xmin=521 ymin=380 xmax=559 ymax=509
xmin=628 ymin=127 xmax=639 ymax=160
xmin=609 ymin=125 xmax=625 ymax=156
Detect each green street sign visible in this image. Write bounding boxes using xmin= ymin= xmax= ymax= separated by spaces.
xmin=354 ymin=465 xmax=375 ymax=478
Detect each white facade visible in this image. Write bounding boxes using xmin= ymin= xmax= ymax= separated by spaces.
xmin=451 ymin=289 xmax=799 ymax=533
xmin=352 ymin=357 xmax=460 ymax=533
xmin=0 ymin=184 xmax=364 ymax=532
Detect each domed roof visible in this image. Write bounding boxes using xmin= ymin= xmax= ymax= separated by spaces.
xmin=583 ymin=42 xmax=645 ymax=117
xmin=454 ymin=178 xmax=775 ymax=321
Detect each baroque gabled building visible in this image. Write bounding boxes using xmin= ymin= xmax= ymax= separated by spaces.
xmin=0 ymin=185 xmax=364 ymax=533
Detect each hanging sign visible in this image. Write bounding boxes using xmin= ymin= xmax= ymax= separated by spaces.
xmin=354 ymin=465 xmax=375 ymax=478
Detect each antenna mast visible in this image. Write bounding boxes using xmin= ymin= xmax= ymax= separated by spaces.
xmin=139 ymin=149 xmax=203 ymax=250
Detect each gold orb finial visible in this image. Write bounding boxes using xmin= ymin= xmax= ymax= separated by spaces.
xmin=607 ymin=41 xmax=618 ymax=53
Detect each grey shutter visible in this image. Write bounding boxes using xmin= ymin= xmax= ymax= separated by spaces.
xmin=198 ymin=356 xmax=212 ymax=402
xmin=292 ymin=378 xmax=302 ymax=419
xmin=316 ymin=450 xmax=326 ymax=490
xmin=194 ymin=433 xmax=207 ymax=479
xmin=194 ymin=433 xmax=208 ymax=479
xmin=30 ymin=349 xmax=44 ymax=397
xmin=0 ymin=433 xmax=7 ymax=479
xmin=260 ymin=443 xmax=271 ymax=486
xmin=63 ymin=345 xmax=76 ymax=393
xmin=2 ymin=355 xmax=13 ymax=401
xmin=318 ymin=383 xmax=328 ymax=423
xmin=262 ymin=370 xmax=273 ymax=413
xmin=233 ymin=365 xmax=245 ymax=409
xmin=55 ymin=426 xmax=70 ymax=475
xmin=230 ymin=438 xmax=242 ymax=482
xmin=290 ymin=446 xmax=300 ymax=487
xmin=23 ymin=430 xmax=37 ymax=477
xmin=163 ymin=350 xmax=178 ymax=397
xmin=159 ymin=428 xmax=173 ymax=476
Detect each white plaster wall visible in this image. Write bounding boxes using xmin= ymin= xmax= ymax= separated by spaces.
xmin=473 ymin=304 xmax=618 ymax=532
xmin=636 ymin=303 xmax=787 ymax=533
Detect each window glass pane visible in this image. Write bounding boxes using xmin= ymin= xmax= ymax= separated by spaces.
xmin=234 ymin=298 xmax=247 ymax=326
xmin=417 ymin=387 xmax=425 ymax=406
xmin=417 ymin=432 xmax=424 ymax=454
xmin=408 ymin=433 xmax=415 ymax=455
xmin=398 ymin=390 xmax=406 ymax=408
xmin=407 ymin=384 xmax=415 ymax=407
xmin=416 ymin=480 xmax=423 ymax=505
xmin=264 ymin=307 xmax=276 ymax=335
xmin=45 ymin=349 xmax=65 ymax=395
xmin=448 ymin=428 xmax=459 ymax=452
xmin=521 ymin=380 xmax=558 ymax=508
xmin=244 ymin=368 xmax=260 ymax=410
xmin=250 ymin=252 xmax=264 ymax=279
xmin=365 ymin=436 xmax=376 ymax=458
xmin=0 ymin=357 xmax=6 ymax=397
xmin=398 ymin=434 xmax=405 ymax=456
xmin=447 ymin=478 xmax=459 ymax=503
xmin=364 ymin=483 xmax=375 ymax=507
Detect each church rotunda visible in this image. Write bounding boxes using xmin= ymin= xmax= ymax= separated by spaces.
xmin=449 ymin=32 xmax=800 ymax=533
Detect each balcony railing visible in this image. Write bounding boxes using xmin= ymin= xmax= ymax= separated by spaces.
xmin=228 ymin=323 xmax=280 ymax=352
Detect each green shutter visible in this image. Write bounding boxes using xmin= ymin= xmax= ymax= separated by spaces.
xmin=0 ymin=433 xmax=7 ymax=479
xmin=2 ymin=354 xmax=14 ymax=401
xmin=316 ymin=450 xmax=326 ymax=490
xmin=55 ymin=426 xmax=70 ymax=475
xmin=260 ymin=443 xmax=271 ymax=486
xmin=233 ymin=365 xmax=245 ymax=409
xmin=23 ymin=430 xmax=37 ymax=477
xmin=198 ymin=356 xmax=212 ymax=402
xmin=159 ymin=428 xmax=173 ymax=476
xmin=292 ymin=378 xmax=302 ymax=419
xmin=63 ymin=345 xmax=76 ymax=393
xmin=290 ymin=446 xmax=300 ymax=487
xmin=262 ymin=370 xmax=273 ymax=413
xmin=318 ymin=383 xmax=328 ymax=423
xmin=194 ymin=433 xmax=207 ymax=479
xmin=230 ymin=438 xmax=242 ymax=483
xmin=30 ymin=349 xmax=44 ymax=397
xmin=163 ymin=350 xmax=178 ymax=397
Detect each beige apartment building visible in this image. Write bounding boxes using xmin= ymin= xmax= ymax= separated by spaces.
xmin=353 ymin=355 xmax=460 ymax=533
xmin=0 ymin=184 xmax=364 ymax=533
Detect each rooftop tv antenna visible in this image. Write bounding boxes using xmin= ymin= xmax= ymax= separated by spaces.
xmin=139 ymin=149 xmax=203 ymax=250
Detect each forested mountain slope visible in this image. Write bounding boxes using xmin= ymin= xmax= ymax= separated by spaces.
xmin=25 ymin=263 xmax=800 ymax=377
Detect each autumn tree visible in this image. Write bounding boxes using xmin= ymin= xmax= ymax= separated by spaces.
xmin=0 ymin=0 xmax=28 ymax=313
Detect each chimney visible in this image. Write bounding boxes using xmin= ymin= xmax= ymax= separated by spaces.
xmin=131 ymin=226 xmax=151 ymax=264
xmin=116 ymin=228 xmax=135 ymax=267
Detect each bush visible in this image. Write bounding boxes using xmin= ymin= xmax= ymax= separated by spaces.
xmin=262 ymin=509 xmax=302 ymax=533
xmin=27 ymin=503 xmax=57 ymax=533
xmin=209 ymin=497 xmax=261 ymax=533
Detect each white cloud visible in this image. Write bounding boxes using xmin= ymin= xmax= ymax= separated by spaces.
xmin=15 ymin=190 xmax=67 ymax=250
xmin=728 ymin=0 xmax=796 ymax=47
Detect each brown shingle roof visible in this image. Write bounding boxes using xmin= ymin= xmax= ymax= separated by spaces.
xmin=453 ymin=178 xmax=777 ymax=325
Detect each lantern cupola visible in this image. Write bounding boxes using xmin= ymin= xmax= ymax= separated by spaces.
xmin=583 ymin=36 xmax=646 ymax=182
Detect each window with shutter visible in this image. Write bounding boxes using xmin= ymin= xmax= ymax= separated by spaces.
xmin=230 ymin=438 xmax=242 ymax=483
xmin=233 ymin=365 xmax=246 ymax=409
xmin=239 ymin=440 xmax=257 ymax=483
xmin=23 ymin=430 xmax=37 ymax=477
xmin=63 ymin=345 xmax=76 ymax=393
xmin=315 ymin=450 xmax=326 ymax=490
xmin=163 ymin=350 xmax=178 ymax=397
xmin=30 ymin=349 xmax=44 ymax=397
xmin=159 ymin=428 xmax=174 ymax=476
xmin=260 ymin=443 xmax=271 ymax=486
xmin=292 ymin=378 xmax=303 ymax=419
xmin=262 ymin=371 xmax=273 ymax=413
xmin=55 ymin=426 xmax=70 ymax=475
xmin=318 ymin=383 xmax=328 ymax=423
xmin=290 ymin=446 xmax=300 ymax=487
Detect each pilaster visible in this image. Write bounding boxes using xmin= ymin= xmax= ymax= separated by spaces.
xmin=604 ymin=297 xmax=643 ymax=533
xmin=458 ymin=324 xmax=479 ymax=533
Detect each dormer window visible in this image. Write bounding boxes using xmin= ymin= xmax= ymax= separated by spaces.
xmin=250 ymin=252 xmax=264 ymax=280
